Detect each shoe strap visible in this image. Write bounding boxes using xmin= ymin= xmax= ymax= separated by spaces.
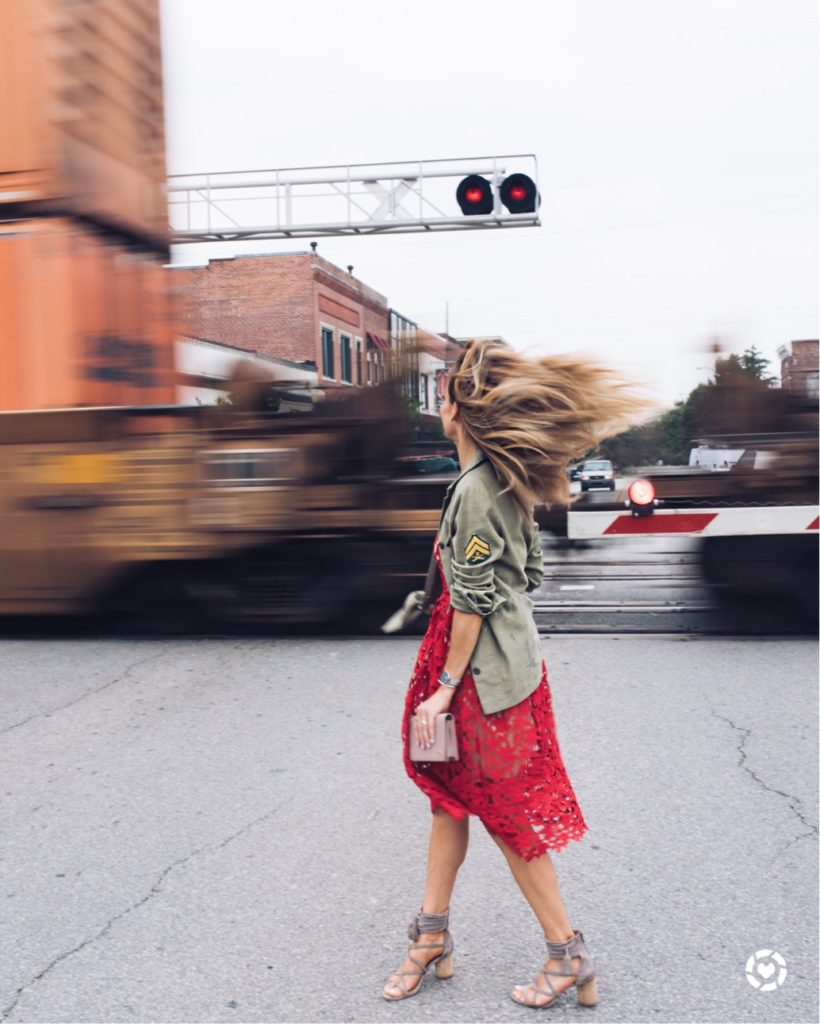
xmin=523 ymin=977 xmax=560 ymax=1005
xmin=385 ymin=942 xmax=444 ymax=996
xmin=545 ymin=932 xmax=580 ymax=976
xmin=408 ymin=907 xmax=449 ymax=940
xmin=545 ymin=929 xmax=592 ymax=979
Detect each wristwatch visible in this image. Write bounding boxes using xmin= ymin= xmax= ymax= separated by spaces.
xmin=438 ymin=669 xmax=461 ymax=688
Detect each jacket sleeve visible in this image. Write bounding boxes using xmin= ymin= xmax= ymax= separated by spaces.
xmin=448 ymin=485 xmax=507 ymax=617
xmin=525 ymin=516 xmax=544 ymax=593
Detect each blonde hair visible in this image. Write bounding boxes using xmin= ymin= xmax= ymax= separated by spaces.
xmin=448 ymin=339 xmax=656 ymax=509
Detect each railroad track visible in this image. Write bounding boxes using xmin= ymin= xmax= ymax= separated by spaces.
xmin=532 ymin=602 xmax=721 ymax=635
xmin=533 ymin=551 xmax=722 ymax=633
xmin=532 ymin=554 xmax=814 ymax=634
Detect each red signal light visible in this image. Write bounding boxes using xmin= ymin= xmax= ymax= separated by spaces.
xmin=499 ymin=173 xmax=539 ymax=214
xmin=456 ymin=175 xmax=494 ymax=215
xmin=628 ymin=478 xmax=656 ymax=507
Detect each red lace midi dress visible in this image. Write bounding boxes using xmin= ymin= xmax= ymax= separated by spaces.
xmin=401 ymin=538 xmax=589 ymax=861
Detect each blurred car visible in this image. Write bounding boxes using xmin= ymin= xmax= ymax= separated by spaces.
xmin=568 ymin=463 xmax=582 ymax=482
xmin=579 ymin=459 xmax=615 ymax=491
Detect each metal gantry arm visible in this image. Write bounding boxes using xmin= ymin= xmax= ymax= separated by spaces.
xmin=166 ymin=154 xmax=540 ymax=242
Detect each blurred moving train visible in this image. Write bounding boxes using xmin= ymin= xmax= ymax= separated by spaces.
xmin=1 ymin=360 xmax=816 ymax=633
xmin=0 ymin=366 xmax=451 ymax=631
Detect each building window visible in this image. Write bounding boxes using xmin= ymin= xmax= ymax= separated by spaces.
xmin=419 ymin=374 xmax=429 ymax=409
xmin=367 ymin=350 xmax=372 ymax=385
xmin=340 ymin=334 xmax=352 ymax=383
xmin=356 ymin=339 xmax=362 ymax=385
xmin=321 ymin=326 xmax=334 ymax=379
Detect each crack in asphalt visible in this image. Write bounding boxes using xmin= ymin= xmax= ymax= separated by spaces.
xmin=0 ymin=639 xmax=275 ymax=743
xmin=0 ymin=648 xmax=177 ymax=740
xmin=0 ymin=636 xmax=276 ymax=742
xmin=0 ymin=795 xmax=293 ymax=1021
xmin=707 ymin=705 xmax=818 ymax=847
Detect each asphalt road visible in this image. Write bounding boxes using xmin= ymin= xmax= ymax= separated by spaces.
xmin=0 ymin=635 xmax=817 ymax=1024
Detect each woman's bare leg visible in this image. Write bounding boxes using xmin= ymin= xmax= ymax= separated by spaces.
xmin=422 ymin=807 xmax=470 ymax=912
xmin=489 ymin=831 xmax=572 ymax=938
xmin=489 ymin=831 xmax=581 ymax=1006
xmin=383 ymin=809 xmax=469 ymax=998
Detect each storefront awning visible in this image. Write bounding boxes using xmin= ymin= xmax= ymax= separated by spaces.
xmin=367 ymin=332 xmax=389 ymax=351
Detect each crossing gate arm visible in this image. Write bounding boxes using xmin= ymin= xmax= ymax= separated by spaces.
xmin=567 ymin=505 xmax=820 ymax=540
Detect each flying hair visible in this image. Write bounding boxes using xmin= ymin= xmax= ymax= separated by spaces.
xmin=447 ymin=339 xmax=657 ymax=510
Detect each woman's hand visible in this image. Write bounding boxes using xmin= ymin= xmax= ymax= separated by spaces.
xmin=413 ymin=686 xmax=455 ymax=749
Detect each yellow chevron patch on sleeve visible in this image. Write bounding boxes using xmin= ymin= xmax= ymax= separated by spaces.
xmin=465 ymin=534 xmax=491 ymax=564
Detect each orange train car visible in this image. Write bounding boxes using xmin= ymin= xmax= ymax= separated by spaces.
xmin=0 ymin=0 xmax=168 ymax=249
xmin=0 ymin=219 xmax=176 ymax=409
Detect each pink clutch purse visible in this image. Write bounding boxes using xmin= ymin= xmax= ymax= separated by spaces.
xmin=409 ymin=712 xmax=459 ymax=761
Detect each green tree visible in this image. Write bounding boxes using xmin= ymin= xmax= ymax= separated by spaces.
xmin=598 ymin=346 xmax=779 ymax=468
xmin=684 ymin=348 xmax=779 ymax=441
xmin=738 ymin=345 xmax=778 ymax=385
xmin=682 ymin=380 xmax=716 ymax=442
xmin=598 ymin=419 xmax=661 ymax=469
xmin=657 ymin=402 xmax=688 ymax=464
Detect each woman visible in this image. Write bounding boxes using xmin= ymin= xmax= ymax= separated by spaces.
xmin=382 ymin=339 xmax=648 ymax=1008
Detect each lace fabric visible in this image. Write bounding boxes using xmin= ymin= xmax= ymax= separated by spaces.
xmin=402 ymin=539 xmax=589 ymax=861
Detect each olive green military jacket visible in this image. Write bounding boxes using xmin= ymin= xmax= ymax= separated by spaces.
xmin=437 ymin=449 xmax=544 ymax=715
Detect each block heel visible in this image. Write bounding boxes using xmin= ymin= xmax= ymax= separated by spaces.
xmin=511 ymin=929 xmax=599 ymax=1009
xmin=434 ymin=951 xmax=454 ymax=979
xmin=576 ymin=975 xmax=599 ymax=1006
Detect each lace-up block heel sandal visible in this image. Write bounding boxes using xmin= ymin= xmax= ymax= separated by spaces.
xmin=511 ymin=929 xmax=599 ymax=1009
xmin=382 ymin=907 xmax=454 ymax=1001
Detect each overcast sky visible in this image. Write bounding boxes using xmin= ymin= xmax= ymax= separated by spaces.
xmin=159 ymin=0 xmax=818 ymax=405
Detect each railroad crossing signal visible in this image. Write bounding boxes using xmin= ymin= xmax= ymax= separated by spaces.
xmin=456 ymin=172 xmax=540 ymax=216
xmin=167 ymin=155 xmax=540 ymax=243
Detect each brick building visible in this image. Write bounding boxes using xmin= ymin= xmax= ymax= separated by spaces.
xmin=778 ymin=339 xmax=819 ymax=398
xmin=176 ymin=252 xmax=391 ymax=392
